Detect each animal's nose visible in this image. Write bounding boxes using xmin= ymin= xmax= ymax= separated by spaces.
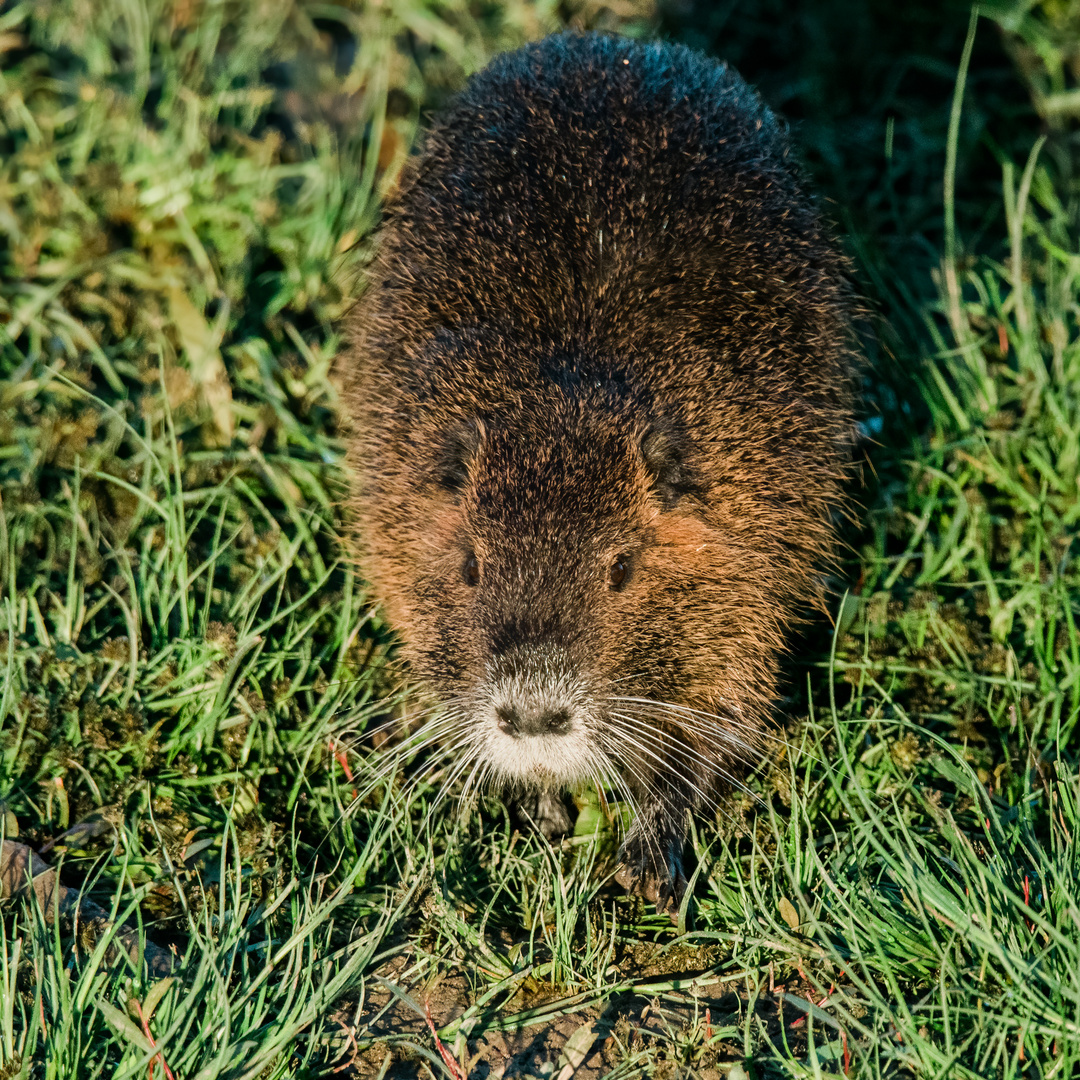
xmin=496 ymin=704 xmax=572 ymax=737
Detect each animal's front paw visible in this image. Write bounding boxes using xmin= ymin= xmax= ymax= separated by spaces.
xmin=511 ymin=789 xmax=575 ymax=839
xmin=615 ymin=833 xmax=687 ymax=917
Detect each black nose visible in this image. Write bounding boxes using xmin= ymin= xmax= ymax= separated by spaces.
xmin=496 ymin=705 xmax=572 ymax=737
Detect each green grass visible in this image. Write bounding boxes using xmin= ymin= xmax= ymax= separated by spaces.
xmin=1 ymin=0 xmax=1079 ymax=1076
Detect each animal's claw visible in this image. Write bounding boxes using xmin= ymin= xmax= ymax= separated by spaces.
xmin=616 ymin=833 xmax=687 ymax=918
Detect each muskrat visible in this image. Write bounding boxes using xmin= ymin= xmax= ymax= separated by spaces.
xmin=342 ymin=33 xmax=857 ymax=909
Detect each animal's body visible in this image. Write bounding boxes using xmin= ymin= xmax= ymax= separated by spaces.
xmin=343 ymin=33 xmax=856 ymax=907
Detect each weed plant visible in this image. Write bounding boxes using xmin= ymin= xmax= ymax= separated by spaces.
xmin=1 ymin=0 xmax=1078 ymax=1076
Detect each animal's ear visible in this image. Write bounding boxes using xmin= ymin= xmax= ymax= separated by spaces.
xmin=640 ymin=426 xmax=691 ymax=508
xmin=435 ymin=418 xmax=482 ymax=495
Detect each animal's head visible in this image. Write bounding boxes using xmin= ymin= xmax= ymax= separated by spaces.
xmin=355 ymin=344 xmax=772 ymax=796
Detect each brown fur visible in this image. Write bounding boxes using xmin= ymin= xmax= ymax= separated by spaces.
xmin=341 ymin=32 xmax=857 ymax=908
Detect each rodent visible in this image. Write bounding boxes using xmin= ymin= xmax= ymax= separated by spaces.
xmin=342 ymin=32 xmax=857 ymax=910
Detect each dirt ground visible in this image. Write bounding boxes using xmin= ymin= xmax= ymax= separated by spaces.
xmin=336 ymin=957 xmax=832 ymax=1078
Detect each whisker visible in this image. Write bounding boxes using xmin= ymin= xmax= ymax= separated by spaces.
xmin=606 ymin=696 xmax=781 ymax=766
xmin=606 ymin=709 xmax=745 ymax=779
xmin=370 ymin=716 xmax=467 ymax=761
xmin=596 ymin=753 xmax=640 ymax=826
xmin=596 ymin=727 xmax=713 ymax=820
xmin=609 ymin=715 xmax=775 ymax=778
xmin=340 ymin=694 xmax=473 ymax=749
xmin=455 ymin=750 xmax=490 ymax=819
xmin=348 ymin=711 xmax=474 ymax=804
xmin=609 ymin=696 xmax=752 ymax=728
xmin=608 ymin=753 xmax=698 ymax=823
xmin=604 ymin=711 xmax=766 ymax=816
xmin=608 ymin=694 xmax=782 ymax=745
xmin=420 ymin=748 xmax=479 ymax=837
xmin=605 ymin=714 xmax=719 ymax=794
xmin=606 ymin=712 xmax=766 ymax=808
xmin=604 ymin=671 xmax=652 ymax=686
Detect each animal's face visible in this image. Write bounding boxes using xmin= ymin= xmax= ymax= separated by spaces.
xmin=367 ymin=387 xmax=748 ymax=796
xmin=427 ymin=413 xmax=648 ymax=791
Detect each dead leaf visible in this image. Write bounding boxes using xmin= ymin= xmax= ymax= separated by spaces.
xmin=554 ymin=1020 xmax=597 ymax=1080
xmin=779 ymin=895 xmax=800 ymax=931
xmin=168 ymin=287 xmax=233 ymax=444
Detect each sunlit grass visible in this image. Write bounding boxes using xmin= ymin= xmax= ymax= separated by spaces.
xmin=1 ymin=0 xmax=1079 ymax=1076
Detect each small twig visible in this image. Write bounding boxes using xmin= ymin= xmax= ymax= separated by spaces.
xmin=424 ymin=1000 xmax=467 ymax=1080
xmin=131 ymin=999 xmax=176 ymax=1080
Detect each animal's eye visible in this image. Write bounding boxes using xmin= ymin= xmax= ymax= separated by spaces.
xmin=463 ymin=555 xmax=480 ymax=586
xmin=608 ymin=557 xmax=628 ymax=590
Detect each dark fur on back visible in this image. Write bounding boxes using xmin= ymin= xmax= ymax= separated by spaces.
xmin=343 ymin=33 xmax=857 ymax=907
